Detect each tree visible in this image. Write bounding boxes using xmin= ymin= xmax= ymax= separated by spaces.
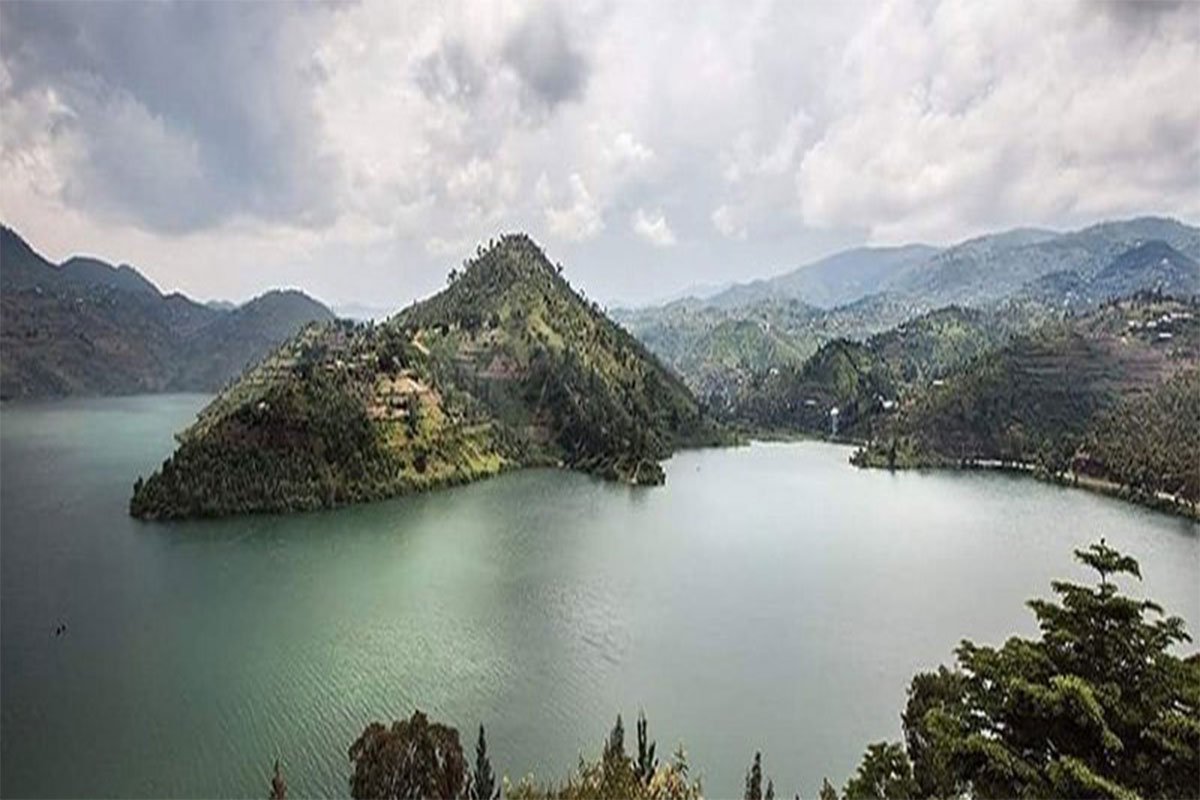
xmin=843 ymin=742 xmax=916 ymax=800
xmin=635 ymin=710 xmax=658 ymax=787
xmin=744 ymin=752 xmax=763 ymax=800
xmin=504 ymin=735 xmax=700 ymax=800
xmin=348 ymin=710 xmax=468 ymax=799
xmin=605 ymin=714 xmax=626 ymax=763
xmin=899 ymin=539 xmax=1199 ymax=799
xmin=268 ymin=758 xmax=287 ymax=800
xmin=818 ymin=777 xmax=840 ymax=800
xmin=471 ymin=725 xmax=498 ymax=800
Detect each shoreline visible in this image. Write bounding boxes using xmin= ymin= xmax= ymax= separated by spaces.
xmin=854 ymin=454 xmax=1199 ymax=522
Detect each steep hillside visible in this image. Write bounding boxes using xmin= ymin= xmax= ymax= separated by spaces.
xmin=0 ymin=225 xmax=333 ymax=397
xmin=130 ymin=235 xmax=723 ymax=519
xmin=174 ymin=290 xmax=336 ymax=389
xmin=853 ymin=296 xmax=1199 ymax=513
xmin=731 ymin=306 xmax=1014 ymax=434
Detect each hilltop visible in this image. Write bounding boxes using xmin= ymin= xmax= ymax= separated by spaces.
xmin=0 ymin=225 xmax=334 ymax=397
xmin=130 ymin=234 xmax=723 ymax=519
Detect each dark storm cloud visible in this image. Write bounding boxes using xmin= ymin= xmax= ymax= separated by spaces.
xmin=1092 ymin=0 xmax=1190 ymax=28
xmin=501 ymin=3 xmax=589 ymax=112
xmin=0 ymin=1 xmax=341 ymax=233
xmin=414 ymin=38 xmax=488 ymax=105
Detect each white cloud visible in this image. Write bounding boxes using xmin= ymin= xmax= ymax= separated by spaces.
xmin=795 ymin=0 xmax=1200 ymax=243
xmin=545 ymin=173 xmax=604 ymax=241
xmin=1 ymin=0 xmax=1196 ymax=307
xmin=605 ymin=131 xmax=653 ymax=171
xmin=632 ymin=208 xmax=676 ymax=247
xmin=712 ymin=204 xmax=747 ymax=240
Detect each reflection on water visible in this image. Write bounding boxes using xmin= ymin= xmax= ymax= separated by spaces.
xmin=2 ymin=395 xmax=1196 ymax=797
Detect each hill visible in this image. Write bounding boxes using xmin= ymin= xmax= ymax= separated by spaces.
xmin=1012 ymin=240 xmax=1200 ymax=310
xmin=616 ymin=218 xmax=1200 ymax=402
xmin=129 ymin=234 xmax=724 ymax=519
xmin=730 ymin=306 xmax=1015 ymax=435
xmin=882 ymin=217 xmax=1200 ymax=306
xmin=852 ymin=295 xmax=1200 ymax=514
xmin=0 ymin=225 xmax=334 ymax=398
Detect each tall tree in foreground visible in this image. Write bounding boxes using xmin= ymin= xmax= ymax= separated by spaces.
xmin=471 ymin=725 xmax=498 ymax=800
xmin=635 ymin=710 xmax=658 ymax=786
xmin=505 ymin=717 xmax=701 ymax=800
xmin=744 ymin=752 xmax=764 ymax=800
xmin=895 ymin=539 xmax=1199 ymax=799
xmin=348 ymin=710 xmax=468 ymax=799
xmin=842 ymin=742 xmax=916 ymax=800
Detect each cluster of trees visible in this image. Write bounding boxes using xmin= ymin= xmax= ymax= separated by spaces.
xmin=129 ymin=319 xmax=519 ymax=519
xmin=1084 ymin=369 xmax=1200 ymax=509
xmin=327 ymin=710 xmax=699 ymax=800
xmin=848 ymin=299 xmax=1200 ymax=518
xmin=729 ymin=307 xmax=1012 ymax=437
xmin=268 ymin=540 xmax=1197 ymax=799
xmin=130 ymin=372 xmax=400 ymax=518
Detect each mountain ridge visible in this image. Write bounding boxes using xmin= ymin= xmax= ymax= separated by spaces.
xmin=0 ymin=224 xmax=335 ymax=398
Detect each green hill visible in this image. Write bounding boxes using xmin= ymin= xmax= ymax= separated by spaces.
xmin=130 ymin=234 xmax=723 ymax=519
xmin=731 ymin=306 xmax=1014 ymax=436
xmin=853 ymin=296 xmax=1200 ymax=514
xmin=615 ymin=219 xmax=1200 ymax=404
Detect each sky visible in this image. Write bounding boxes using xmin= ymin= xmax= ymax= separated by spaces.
xmin=1 ymin=0 xmax=1198 ymax=311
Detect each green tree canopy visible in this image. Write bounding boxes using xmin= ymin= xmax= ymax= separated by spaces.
xmin=897 ymin=539 xmax=1199 ymax=799
xmin=348 ymin=710 xmax=468 ymax=799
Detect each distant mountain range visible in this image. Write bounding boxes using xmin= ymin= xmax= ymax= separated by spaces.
xmin=704 ymin=243 xmax=940 ymax=310
xmin=616 ymin=216 xmax=1200 ymax=399
xmin=0 ymin=224 xmax=334 ymax=398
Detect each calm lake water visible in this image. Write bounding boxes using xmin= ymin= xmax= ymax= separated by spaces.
xmin=1 ymin=394 xmax=1197 ymax=798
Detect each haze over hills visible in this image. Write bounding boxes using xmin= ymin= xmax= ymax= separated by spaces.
xmin=0 ymin=224 xmax=334 ymax=398
xmin=129 ymin=235 xmax=722 ymax=519
xmin=617 ymin=216 xmax=1200 ymax=400
xmin=704 ymin=244 xmax=941 ymax=310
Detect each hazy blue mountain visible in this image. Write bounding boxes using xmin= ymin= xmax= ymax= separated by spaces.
xmin=617 ymin=218 xmax=1200 ymax=399
xmin=175 ymin=290 xmax=336 ymax=389
xmin=0 ymin=224 xmax=334 ymax=398
xmin=1010 ymin=240 xmax=1199 ymax=310
xmin=707 ymin=244 xmax=940 ymax=310
xmin=58 ymin=255 xmax=162 ymax=296
xmin=882 ymin=217 xmax=1200 ymax=306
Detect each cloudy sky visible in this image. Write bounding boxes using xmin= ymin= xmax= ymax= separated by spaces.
xmin=1 ymin=0 xmax=1197 ymax=310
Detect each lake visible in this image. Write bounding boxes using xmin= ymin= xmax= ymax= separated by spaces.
xmin=1 ymin=394 xmax=1196 ymax=798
